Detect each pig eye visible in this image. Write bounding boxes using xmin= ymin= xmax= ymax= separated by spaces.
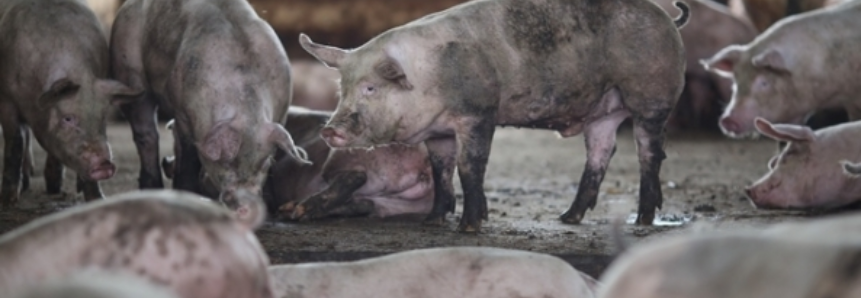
xmin=754 ymin=76 xmax=771 ymax=91
xmin=62 ymin=115 xmax=76 ymax=124
xmin=362 ymin=85 xmax=376 ymax=96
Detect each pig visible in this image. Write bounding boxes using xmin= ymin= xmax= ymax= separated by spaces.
xmin=110 ymin=0 xmax=309 ymax=211
xmin=291 ymin=60 xmax=341 ymax=111
xmin=11 ymin=269 xmax=180 ymax=298
xmin=299 ymin=0 xmax=691 ymax=232
xmin=0 ymin=189 xmax=273 ymax=298
xmin=702 ymin=1 xmax=861 ymax=138
xmin=744 ymin=118 xmax=861 ymax=210
xmin=653 ymin=0 xmax=757 ymax=132
xmin=597 ymin=214 xmax=861 ymax=298
xmin=0 ymin=0 xmax=142 ymax=204
xmin=268 ymin=246 xmax=600 ymax=298
xmin=264 ymin=107 xmax=434 ymax=220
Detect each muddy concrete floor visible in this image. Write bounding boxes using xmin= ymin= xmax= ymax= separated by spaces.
xmin=0 ymin=122 xmax=832 ymax=278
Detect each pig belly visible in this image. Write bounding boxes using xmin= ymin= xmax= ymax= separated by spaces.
xmin=354 ymin=178 xmax=434 ymax=217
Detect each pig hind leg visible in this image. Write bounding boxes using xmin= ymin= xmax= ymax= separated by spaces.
xmin=173 ymin=135 xmax=203 ymax=195
xmin=0 ymin=106 xmax=26 ymax=207
xmin=423 ymin=137 xmax=457 ymax=226
xmin=560 ymin=93 xmax=629 ymax=224
xmin=291 ymin=171 xmax=368 ymax=220
xmin=20 ymin=126 xmax=33 ymax=192
xmin=632 ymin=114 xmax=670 ymax=225
xmin=120 ymin=100 xmax=164 ymax=189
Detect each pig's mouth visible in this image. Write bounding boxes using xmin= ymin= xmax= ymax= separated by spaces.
xmin=87 ymin=161 xmax=116 ymax=181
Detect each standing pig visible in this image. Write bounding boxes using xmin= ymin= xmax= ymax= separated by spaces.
xmin=268 ymin=247 xmax=599 ymax=298
xmin=0 ymin=0 xmax=141 ymax=204
xmin=702 ymin=1 xmax=861 ymax=138
xmin=0 ymin=189 xmax=273 ymax=298
xmin=299 ymin=0 xmax=691 ymax=232
xmin=744 ymin=117 xmax=861 ymax=209
xmin=654 ymin=0 xmax=757 ymax=131
xmin=110 ymin=0 xmax=309 ymax=210
xmin=291 ymin=60 xmax=341 ymax=111
xmin=264 ymin=107 xmax=434 ymax=220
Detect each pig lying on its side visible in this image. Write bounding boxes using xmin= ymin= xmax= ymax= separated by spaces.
xmin=598 ymin=214 xmax=861 ymax=298
xmin=654 ymin=0 xmax=757 ymax=131
xmin=744 ymin=117 xmax=861 ymax=209
xmin=0 ymin=190 xmax=273 ymax=298
xmin=0 ymin=0 xmax=142 ymax=203
xmin=269 ymin=247 xmax=599 ymax=298
xmin=300 ymin=0 xmax=691 ymax=232
xmin=110 ymin=0 xmax=308 ymax=209
xmin=703 ymin=1 xmax=861 ymax=138
xmin=11 ymin=270 xmax=180 ymax=298
xmin=265 ymin=107 xmax=434 ymax=220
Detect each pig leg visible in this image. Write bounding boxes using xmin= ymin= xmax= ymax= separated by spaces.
xmin=632 ymin=117 xmax=669 ymax=225
xmin=454 ymin=119 xmax=495 ymax=233
xmin=560 ymin=115 xmax=627 ymax=224
xmin=291 ymin=171 xmax=367 ymax=220
xmin=20 ymin=126 xmax=33 ymax=192
xmin=120 ymin=100 xmax=163 ymax=189
xmin=0 ymin=108 xmax=25 ymax=206
xmin=173 ymin=136 xmax=203 ymax=195
xmin=76 ymin=177 xmax=104 ymax=201
xmin=44 ymin=155 xmax=64 ymax=194
xmin=423 ymin=137 xmax=457 ymax=226
xmin=325 ymin=200 xmax=376 ymax=217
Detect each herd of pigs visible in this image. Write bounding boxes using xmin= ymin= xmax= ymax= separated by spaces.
xmin=2 ymin=0 xmax=861 ymax=297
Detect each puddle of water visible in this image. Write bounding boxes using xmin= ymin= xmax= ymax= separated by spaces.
xmin=626 ymin=213 xmax=693 ymax=227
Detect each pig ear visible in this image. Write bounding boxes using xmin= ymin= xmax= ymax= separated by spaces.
xmin=375 ymin=57 xmax=413 ymax=90
xmin=754 ymin=117 xmax=814 ymax=142
xmin=751 ymin=49 xmax=790 ymax=74
xmin=299 ymin=33 xmax=347 ymax=69
xmin=200 ymin=122 xmax=241 ymax=162
xmin=267 ymin=122 xmax=312 ymax=165
xmin=38 ymin=78 xmax=80 ymax=108
xmin=96 ymin=79 xmax=145 ymax=105
xmin=701 ymin=45 xmax=743 ymax=78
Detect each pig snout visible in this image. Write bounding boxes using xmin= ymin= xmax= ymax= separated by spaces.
xmin=321 ymin=126 xmax=350 ymax=148
xmin=719 ymin=116 xmax=743 ymax=134
xmin=88 ymin=160 xmax=116 ymax=181
xmin=744 ymin=182 xmax=784 ymax=210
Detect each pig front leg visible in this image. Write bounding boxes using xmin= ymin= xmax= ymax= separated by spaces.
xmin=423 ymin=137 xmax=457 ymax=226
xmin=120 ymin=98 xmax=164 ymax=189
xmin=290 ymin=171 xmax=368 ymax=220
xmin=632 ymin=118 xmax=669 ymax=225
xmin=0 ymin=108 xmax=25 ymax=207
xmin=561 ymin=114 xmax=627 ymax=224
xmin=44 ymin=155 xmax=64 ymax=194
xmin=454 ymin=118 xmax=495 ymax=233
xmin=75 ymin=177 xmax=104 ymax=201
xmin=20 ymin=127 xmax=33 ymax=193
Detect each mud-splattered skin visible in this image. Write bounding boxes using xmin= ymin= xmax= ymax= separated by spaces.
xmin=110 ymin=0 xmax=308 ymax=210
xmin=268 ymin=247 xmax=599 ymax=298
xmin=0 ymin=0 xmax=141 ymax=203
xmin=703 ymin=1 xmax=861 ymax=138
xmin=654 ymin=0 xmax=757 ymax=131
xmin=742 ymin=118 xmax=861 ymax=210
xmin=0 ymin=190 xmax=273 ymax=298
xmin=264 ymin=107 xmax=434 ymax=220
xmin=301 ymin=0 xmax=689 ymax=231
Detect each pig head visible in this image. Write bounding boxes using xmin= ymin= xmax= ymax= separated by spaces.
xmin=745 ymin=117 xmax=861 ymax=209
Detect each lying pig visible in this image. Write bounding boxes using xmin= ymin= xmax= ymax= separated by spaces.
xmin=744 ymin=118 xmax=861 ymax=209
xmin=702 ymin=1 xmax=861 ymax=138
xmin=300 ymin=0 xmax=691 ymax=232
xmin=291 ymin=60 xmax=341 ymax=111
xmin=0 ymin=189 xmax=272 ymax=298
xmin=110 ymin=0 xmax=309 ymax=210
xmin=0 ymin=0 xmax=141 ymax=203
xmin=11 ymin=270 xmax=180 ymax=298
xmin=598 ymin=215 xmax=861 ymax=298
xmin=269 ymin=247 xmax=599 ymax=298
xmin=265 ymin=107 xmax=434 ymax=220
xmin=654 ymin=0 xmax=757 ymax=132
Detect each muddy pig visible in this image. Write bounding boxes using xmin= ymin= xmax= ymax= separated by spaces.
xmin=598 ymin=214 xmax=861 ymax=298
xmin=702 ymin=1 xmax=861 ymax=138
xmin=110 ymin=0 xmax=309 ymax=210
xmin=269 ymin=247 xmax=599 ymax=298
xmin=654 ymin=0 xmax=757 ymax=132
xmin=291 ymin=60 xmax=341 ymax=111
xmin=262 ymin=107 xmax=434 ymax=220
xmin=300 ymin=0 xmax=691 ymax=232
xmin=0 ymin=0 xmax=142 ymax=204
xmin=0 ymin=189 xmax=272 ymax=298
xmin=11 ymin=269 xmax=180 ymax=298
xmin=743 ymin=118 xmax=861 ymax=210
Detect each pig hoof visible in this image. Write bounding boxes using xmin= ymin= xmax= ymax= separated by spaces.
xmin=635 ymin=213 xmax=655 ymax=226
xmin=457 ymin=218 xmax=482 ymax=234
xmin=559 ymin=211 xmax=585 ymax=225
xmin=422 ymin=215 xmax=447 ymax=226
